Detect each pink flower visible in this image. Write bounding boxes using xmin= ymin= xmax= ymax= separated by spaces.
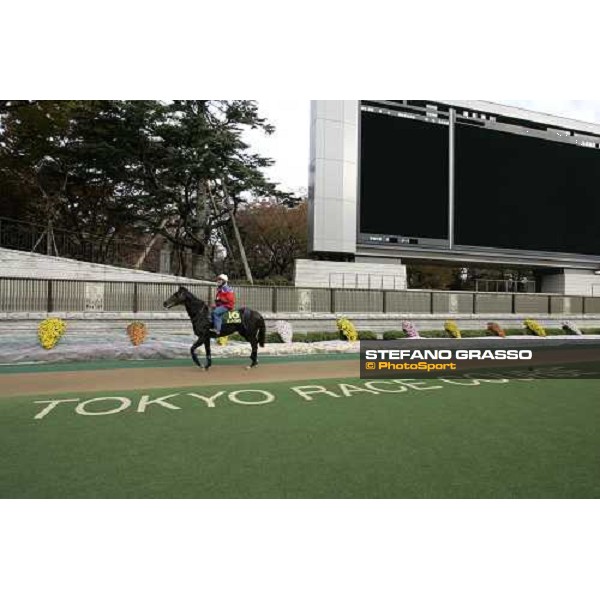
xmin=402 ymin=321 xmax=419 ymax=338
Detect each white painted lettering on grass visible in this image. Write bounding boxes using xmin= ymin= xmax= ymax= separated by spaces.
xmin=33 ymin=398 xmax=80 ymax=420
xmin=463 ymin=374 xmax=510 ymax=384
xmin=291 ymin=385 xmax=341 ymax=401
xmin=392 ymin=380 xmax=443 ymax=391
xmin=338 ymin=383 xmax=379 ymax=397
xmin=228 ymin=390 xmax=275 ymax=405
xmin=75 ymin=397 xmax=132 ymax=416
xmin=137 ymin=393 xmax=181 ymax=412
xmin=187 ymin=391 xmax=225 ymax=408
xmin=439 ymin=378 xmax=481 ymax=386
xmin=364 ymin=381 xmax=408 ymax=393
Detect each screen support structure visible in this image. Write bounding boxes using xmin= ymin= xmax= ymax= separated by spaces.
xmin=448 ymin=107 xmax=455 ymax=250
xmin=307 ymin=100 xmax=600 ymax=295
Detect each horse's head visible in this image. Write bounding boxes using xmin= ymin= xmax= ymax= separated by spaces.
xmin=163 ymin=286 xmax=189 ymax=309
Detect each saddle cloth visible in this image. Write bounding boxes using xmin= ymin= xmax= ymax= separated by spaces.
xmin=223 ymin=309 xmax=242 ymax=324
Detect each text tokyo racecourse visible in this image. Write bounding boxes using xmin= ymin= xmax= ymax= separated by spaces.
xmin=364 ymin=349 xmax=533 ymax=361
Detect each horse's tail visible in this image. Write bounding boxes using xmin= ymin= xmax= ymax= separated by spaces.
xmin=257 ymin=316 xmax=266 ymax=348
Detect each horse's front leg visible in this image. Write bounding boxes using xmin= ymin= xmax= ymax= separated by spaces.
xmin=190 ymin=338 xmax=204 ymax=369
xmin=204 ymin=337 xmax=212 ymax=370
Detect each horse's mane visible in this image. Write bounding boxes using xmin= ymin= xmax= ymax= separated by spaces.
xmin=181 ymin=288 xmax=210 ymax=335
xmin=183 ymin=289 xmax=207 ymax=313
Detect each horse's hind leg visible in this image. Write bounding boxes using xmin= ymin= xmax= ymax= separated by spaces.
xmin=204 ymin=338 xmax=212 ymax=370
xmin=248 ymin=340 xmax=258 ymax=369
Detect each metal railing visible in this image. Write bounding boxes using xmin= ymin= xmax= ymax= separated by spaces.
xmin=329 ymin=272 xmax=405 ymax=290
xmin=475 ymin=278 xmax=536 ymax=293
xmin=2 ymin=277 xmax=600 ymax=315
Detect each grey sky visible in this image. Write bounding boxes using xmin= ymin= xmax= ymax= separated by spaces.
xmin=245 ymin=100 xmax=600 ymax=194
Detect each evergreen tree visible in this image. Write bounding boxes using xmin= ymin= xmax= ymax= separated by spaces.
xmin=0 ymin=100 xmax=295 ymax=276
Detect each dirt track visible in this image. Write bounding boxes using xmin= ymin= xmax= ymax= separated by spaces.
xmin=0 ymin=360 xmax=360 ymax=398
xmin=4 ymin=344 xmax=600 ymax=398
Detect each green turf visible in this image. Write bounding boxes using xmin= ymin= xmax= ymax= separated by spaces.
xmin=0 ymin=352 xmax=359 ymax=374
xmin=1 ymin=373 xmax=599 ymax=498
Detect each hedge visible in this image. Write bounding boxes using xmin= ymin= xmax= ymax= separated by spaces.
xmin=306 ymin=331 xmax=340 ymax=342
xmin=460 ymin=330 xmax=487 ymax=338
xmin=544 ymin=328 xmax=564 ymax=336
xmin=357 ymin=330 xmax=378 ymax=340
xmin=503 ymin=328 xmax=527 ymax=336
xmin=420 ymin=330 xmax=454 ymax=338
xmin=383 ymin=330 xmax=408 ymax=340
xmin=291 ymin=331 xmax=339 ymax=343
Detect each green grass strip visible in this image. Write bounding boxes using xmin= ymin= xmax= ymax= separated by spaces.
xmin=0 ymin=352 xmax=360 ymax=375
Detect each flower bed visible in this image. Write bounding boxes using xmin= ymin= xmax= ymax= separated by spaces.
xmin=486 ymin=322 xmax=506 ymax=338
xmin=38 ymin=318 xmax=67 ymax=350
xmin=524 ymin=319 xmax=546 ymax=337
xmin=4 ymin=327 xmax=600 ymax=366
xmin=444 ymin=320 xmax=461 ymax=339
xmin=274 ymin=320 xmax=293 ymax=343
xmin=127 ymin=322 xmax=148 ymax=346
xmin=562 ymin=321 xmax=583 ymax=336
xmin=336 ymin=317 xmax=358 ymax=342
xmin=402 ymin=321 xmax=420 ymax=338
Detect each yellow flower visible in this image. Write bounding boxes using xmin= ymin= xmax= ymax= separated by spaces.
xmin=524 ymin=319 xmax=546 ymax=337
xmin=217 ymin=336 xmax=228 ymax=346
xmin=38 ymin=318 xmax=67 ymax=350
xmin=445 ymin=320 xmax=461 ymax=339
xmin=336 ymin=317 xmax=358 ymax=342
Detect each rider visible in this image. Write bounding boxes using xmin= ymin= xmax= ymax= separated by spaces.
xmin=210 ymin=274 xmax=235 ymax=336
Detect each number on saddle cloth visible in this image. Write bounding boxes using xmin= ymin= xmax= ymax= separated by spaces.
xmin=225 ymin=310 xmax=242 ymax=324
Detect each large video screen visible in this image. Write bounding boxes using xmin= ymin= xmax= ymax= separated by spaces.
xmin=359 ymin=110 xmax=448 ymax=241
xmin=455 ymin=124 xmax=600 ymax=256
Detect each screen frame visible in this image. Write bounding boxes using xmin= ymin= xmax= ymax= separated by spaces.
xmin=356 ymin=100 xmax=600 ymax=264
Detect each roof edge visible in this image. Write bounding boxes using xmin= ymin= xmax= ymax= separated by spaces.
xmin=435 ymin=100 xmax=600 ymax=136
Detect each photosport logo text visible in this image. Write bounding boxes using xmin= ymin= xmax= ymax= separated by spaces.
xmin=359 ymin=339 xmax=600 ymax=379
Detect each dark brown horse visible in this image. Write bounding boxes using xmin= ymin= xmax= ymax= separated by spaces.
xmin=163 ymin=286 xmax=266 ymax=369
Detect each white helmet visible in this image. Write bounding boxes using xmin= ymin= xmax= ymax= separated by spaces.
xmin=217 ymin=274 xmax=228 ymax=282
